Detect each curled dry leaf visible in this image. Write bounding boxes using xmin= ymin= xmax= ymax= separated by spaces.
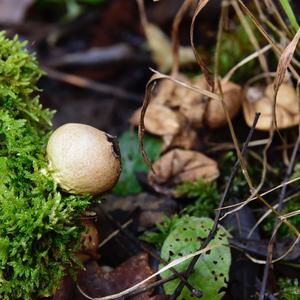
xmin=144 ymin=23 xmax=195 ymax=72
xmin=178 ymin=76 xmax=208 ymax=128
xmin=243 ymin=83 xmax=299 ymax=130
xmin=130 ymin=103 xmax=184 ymax=136
xmin=205 ymin=81 xmax=243 ymax=129
xmin=148 ymin=149 xmax=219 ymax=194
xmin=75 ymin=253 xmax=155 ymax=300
xmin=152 ymin=75 xmax=194 ymax=108
xmin=162 ymin=127 xmax=198 ymax=152
xmin=151 ymin=75 xmax=242 ymax=129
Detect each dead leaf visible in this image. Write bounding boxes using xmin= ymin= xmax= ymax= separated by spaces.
xmin=243 ymin=83 xmax=299 ymax=130
xmin=273 ymin=28 xmax=300 ymax=94
xmin=205 ymin=81 xmax=243 ymax=129
xmin=77 ymin=219 xmax=100 ymax=263
xmin=144 ymin=23 xmax=195 ymax=72
xmin=130 ymin=103 xmax=184 ymax=136
xmin=103 ymin=193 xmax=177 ymax=230
xmin=162 ymin=127 xmax=198 ymax=152
xmin=152 ymin=75 xmax=194 ymax=108
xmin=0 ymin=0 xmax=33 ymax=25
xmin=178 ymin=76 xmax=208 ymax=128
xmin=74 ymin=253 xmax=155 ymax=300
xmin=52 ymin=276 xmax=75 ymax=300
xmin=148 ymin=149 xmax=219 ymax=194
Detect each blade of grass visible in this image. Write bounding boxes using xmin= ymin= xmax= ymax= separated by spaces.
xmin=279 ymin=0 xmax=300 ymax=33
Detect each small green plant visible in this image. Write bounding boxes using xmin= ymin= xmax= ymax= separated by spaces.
xmin=176 ymin=180 xmax=220 ymax=218
xmin=140 ymin=214 xmax=180 ymax=249
xmin=0 ymin=32 xmax=90 ymax=299
xmin=142 ymin=180 xmax=219 ymax=248
xmin=113 ymin=131 xmax=161 ymax=196
xmin=217 ymin=18 xmax=261 ymax=82
xmin=278 ymin=0 xmax=300 ymax=33
xmin=263 ymin=163 xmax=300 ymax=237
xmin=160 ymin=216 xmax=231 ymax=300
xmin=278 ymin=278 xmax=300 ymax=300
xmin=263 ymin=195 xmax=300 ymax=237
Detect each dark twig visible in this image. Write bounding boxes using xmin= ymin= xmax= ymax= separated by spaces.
xmin=259 ymin=134 xmax=300 ymax=300
xmin=100 ymin=208 xmax=201 ymax=297
xmin=170 ymin=113 xmax=261 ymax=300
xmin=43 ymin=66 xmax=142 ymax=103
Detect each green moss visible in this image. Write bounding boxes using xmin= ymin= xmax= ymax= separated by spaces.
xmin=217 ymin=18 xmax=261 ymax=82
xmin=176 ymin=180 xmax=220 ymax=218
xmin=141 ymin=180 xmax=220 ymax=249
xmin=278 ymin=278 xmax=300 ymax=300
xmin=0 ymin=32 xmax=91 ymax=299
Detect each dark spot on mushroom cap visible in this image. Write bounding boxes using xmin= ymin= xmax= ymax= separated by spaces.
xmin=105 ymin=133 xmax=121 ymax=160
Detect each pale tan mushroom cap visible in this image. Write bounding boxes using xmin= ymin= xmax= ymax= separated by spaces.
xmin=243 ymin=83 xmax=299 ymax=130
xmin=47 ymin=123 xmax=121 ymax=195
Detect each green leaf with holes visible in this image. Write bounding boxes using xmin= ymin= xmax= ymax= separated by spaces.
xmin=160 ymin=216 xmax=231 ymax=300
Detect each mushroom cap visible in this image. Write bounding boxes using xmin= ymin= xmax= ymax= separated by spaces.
xmin=243 ymin=83 xmax=299 ymax=130
xmin=205 ymin=81 xmax=242 ymax=129
xmin=47 ymin=123 xmax=121 ymax=195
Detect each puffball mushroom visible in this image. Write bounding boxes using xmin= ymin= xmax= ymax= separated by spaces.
xmin=47 ymin=123 xmax=121 ymax=195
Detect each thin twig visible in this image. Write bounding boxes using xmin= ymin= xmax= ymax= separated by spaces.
xmin=43 ymin=67 xmax=141 ymax=103
xmin=169 ymin=113 xmax=261 ymax=300
xmin=98 ymin=219 xmax=133 ymax=249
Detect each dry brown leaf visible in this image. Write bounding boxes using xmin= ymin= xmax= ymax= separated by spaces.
xmin=75 ymin=253 xmax=155 ymax=300
xmin=274 ymin=28 xmax=300 ymax=94
xmin=148 ymin=149 xmax=219 ymax=194
xmin=243 ymin=83 xmax=299 ymax=131
xmin=178 ymin=75 xmax=208 ymax=128
xmin=144 ymin=23 xmax=195 ymax=72
xmin=53 ymin=276 xmax=75 ymax=300
xmin=130 ymin=103 xmax=184 ymax=136
xmin=162 ymin=127 xmax=198 ymax=152
xmin=151 ymin=75 xmax=188 ymax=107
xmin=103 ymin=193 xmax=177 ymax=230
xmin=205 ymin=81 xmax=243 ymax=129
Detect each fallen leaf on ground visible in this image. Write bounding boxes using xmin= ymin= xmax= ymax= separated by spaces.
xmin=162 ymin=127 xmax=198 ymax=152
xmin=103 ymin=193 xmax=177 ymax=230
xmin=144 ymin=23 xmax=195 ymax=72
xmin=130 ymin=103 xmax=184 ymax=136
xmin=148 ymin=149 xmax=219 ymax=194
xmin=52 ymin=276 xmax=75 ymax=300
xmin=178 ymin=76 xmax=208 ymax=128
xmin=74 ymin=253 xmax=156 ymax=300
xmin=243 ymin=83 xmax=299 ymax=130
xmin=151 ymin=75 xmax=194 ymax=108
